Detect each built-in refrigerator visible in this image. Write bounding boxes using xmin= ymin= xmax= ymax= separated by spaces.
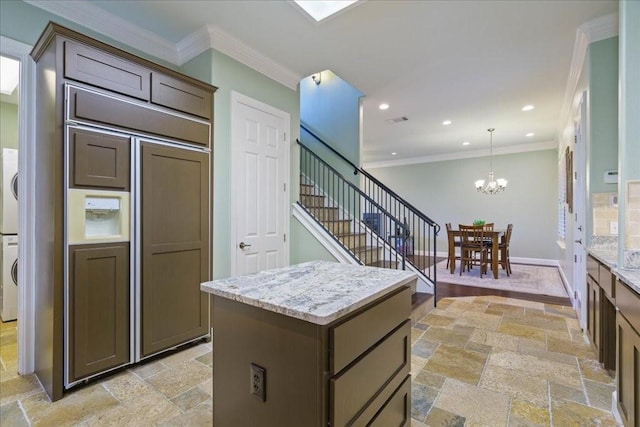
xmin=64 ymin=86 xmax=210 ymax=388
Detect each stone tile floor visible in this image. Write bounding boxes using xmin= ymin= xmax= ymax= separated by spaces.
xmin=410 ymin=296 xmax=621 ymax=426
xmin=0 ymin=295 xmax=622 ymax=426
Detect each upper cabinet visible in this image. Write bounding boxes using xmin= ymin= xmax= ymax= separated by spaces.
xmin=64 ymin=40 xmax=151 ymax=102
xmin=151 ymin=72 xmax=212 ymax=119
xmin=34 ymin=22 xmax=216 ymax=125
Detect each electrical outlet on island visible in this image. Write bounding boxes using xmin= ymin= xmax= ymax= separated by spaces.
xmin=250 ymin=363 xmax=266 ymax=402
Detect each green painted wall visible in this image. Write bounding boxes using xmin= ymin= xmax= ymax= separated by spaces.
xmin=369 ymin=149 xmax=559 ymax=260
xmin=0 ymin=102 xmax=18 ymax=149
xmin=588 ymin=37 xmax=619 ymax=194
xmin=290 ymin=218 xmax=338 ymax=264
xmin=181 ymin=49 xmax=300 ymax=279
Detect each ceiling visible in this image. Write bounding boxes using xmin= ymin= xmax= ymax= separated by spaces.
xmin=30 ymin=0 xmax=618 ymax=165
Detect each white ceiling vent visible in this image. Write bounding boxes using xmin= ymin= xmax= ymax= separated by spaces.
xmin=386 ymin=116 xmax=408 ymax=124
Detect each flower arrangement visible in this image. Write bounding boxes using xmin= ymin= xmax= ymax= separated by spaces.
xmin=473 ymin=219 xmax=485 ymax=226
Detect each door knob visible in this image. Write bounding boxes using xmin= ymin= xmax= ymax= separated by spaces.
xmin=574 ymin=239 xmax=582 ymax=244
xmin=239 ymin=242 xmax=251 ymax=249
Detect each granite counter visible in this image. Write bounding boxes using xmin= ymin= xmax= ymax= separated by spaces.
xmin=201 ymin=260 xmax=417 ymax=325
xmin=588 ymin=248 xmax=640 ymax=294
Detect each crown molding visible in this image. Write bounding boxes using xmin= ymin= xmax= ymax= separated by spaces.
xmin=175 ymin=26 xmax=212 ymax=65
xmin=582 ymin=12 xmax=619 ymax=44
xmin=177 ymin=25 xmax=300 ymax=90
xmin=25 ymin=1 xmax=179 ymax=63
xmin=558 ymin=13 xmax=618 ymax=136
xmin=362 ymin=140 xmax=557 ymax=169
xmin=25 ymin=1 xmax=301 ymax=90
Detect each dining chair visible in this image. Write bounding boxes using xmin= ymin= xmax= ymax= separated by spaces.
xmin=458 ymin=224 xmax=490 ymax=277
xmin=499 ymin=223 xmax=513 ymax=275
xmin=445 ymin=223 xmax=460 ymax=272
xmin=482 ymin=223 xmax=494 ymax=231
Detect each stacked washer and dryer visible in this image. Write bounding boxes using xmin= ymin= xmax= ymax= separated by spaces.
xmin=1 ymin=148 xmax=18 ymax=322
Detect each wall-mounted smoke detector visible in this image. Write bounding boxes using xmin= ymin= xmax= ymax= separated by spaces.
xmin=386 ymin=116 xmax=408 ymax=124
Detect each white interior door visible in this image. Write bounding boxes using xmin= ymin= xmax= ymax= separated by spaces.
xmin=231 ymin=92 xmax=289 ymax=276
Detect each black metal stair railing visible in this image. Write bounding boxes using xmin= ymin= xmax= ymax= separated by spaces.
xmin=298 ymin=133 xmax=440 ymax=292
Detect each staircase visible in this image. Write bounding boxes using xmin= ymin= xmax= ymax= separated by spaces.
xmin=300 ymin=182 xmax=388 ymax=268
xmin=297 ymin=125 xmax=440 ymax=300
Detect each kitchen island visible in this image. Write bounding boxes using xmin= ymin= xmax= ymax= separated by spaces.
xmin=201 ymin=260 xmax=417 ymax=427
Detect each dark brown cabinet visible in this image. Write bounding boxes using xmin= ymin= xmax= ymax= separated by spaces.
xmin=69 ymin=128 xmax=130 ymax=190
xmin=586 ymin=274 xmax=601 ymax=354
xmin=31 ymin=22 xmax=216 ymax=401
xmin=140 ymin=143 xmax=209 ymax=356
xmin=151 ymin=72 xmax=213 ymax=119
xmin=213 ymin=286 xmax=412 ymax=426
xmin=616 ymin=291 xmax=640 ymax=427
xmin=68 ymin=86 xmax=210 ymax=147
xmin=64 ymin=40 xmax=151 ymax=101
xmin=68 ymin=243 xmax=130 ymax=382
xmin=586 ymin=254 xmax=616 ymax=371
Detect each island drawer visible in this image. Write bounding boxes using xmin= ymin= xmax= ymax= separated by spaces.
xmin=330 ymin=320 xmax=410 ymax=426
xmin=587 ymin=254 xmax=599 ymax=282
xmin=368 ymin=375 xmax=411 ymax=427
xmin=330 ymin=286 xmax=410 ymax=374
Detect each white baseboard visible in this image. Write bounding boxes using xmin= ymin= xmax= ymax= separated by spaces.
xmin=434 ymin=251 xmax=560 ymax=267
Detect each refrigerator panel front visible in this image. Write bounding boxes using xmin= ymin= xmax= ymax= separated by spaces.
xmin=138 ymin=141 xmax=209 ymax=358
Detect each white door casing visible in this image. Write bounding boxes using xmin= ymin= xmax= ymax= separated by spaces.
xmin=231 ymin=92 xmax=290 ymax=276
xmin=574 ymin=92 xmax=587 ymax=323
xmin=1 ymin=35 xmax=36 ymax=374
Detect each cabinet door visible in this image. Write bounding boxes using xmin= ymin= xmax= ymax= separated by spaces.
xmin=64 ymin=40 xmax=150 ymax=101
xmin=586 ymin=276 xmax=601 ymax=354
xmin=69 ymin=243 xmax=130 ymax=382
xmin=616 ymin=312 xmax=640 ymax=427
xmin=140 ymin=142 xmax=209 ymax=357
xmin=69 ymin=128 xmax=130 ymax=190
xmin=151 ymin=72 xmax=212 ymax=120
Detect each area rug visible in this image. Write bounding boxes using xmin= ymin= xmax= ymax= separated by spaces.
xmin=431 ymin=260 xmax=569 ymax=298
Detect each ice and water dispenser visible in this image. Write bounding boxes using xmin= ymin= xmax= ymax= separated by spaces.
xmin=67 ymin=189 xmax=130 ymax=244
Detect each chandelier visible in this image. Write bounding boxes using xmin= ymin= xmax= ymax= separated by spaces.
xmin=475 ymin=128 xmax=507 ymax=194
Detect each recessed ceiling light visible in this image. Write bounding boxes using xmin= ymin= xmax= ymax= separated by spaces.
xmin=391 ymin=152 xmax=397 ymax=156
xmin=442 ymin=120 xmax=452 ymax=126
xmin=462 ymin=141 xmax=470 ymax=146
xmin=294 ymin=0 xmax=358 ymax=22
xmin=526 ymin=132 xmax=535 ymax=137
xmin=379 ymin=103 xmax=389 ymax=110
xmin=0 ymin=56 xmax=20 ymax=95
xmin=522 ymin=105 xmax=535 ymax=111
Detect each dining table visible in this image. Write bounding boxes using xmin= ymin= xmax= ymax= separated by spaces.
xmin=448 ymin=229 xmax=506 ymax=279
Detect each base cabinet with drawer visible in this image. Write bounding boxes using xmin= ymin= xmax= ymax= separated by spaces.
xmin=212 ymin=285 xmax=412 ymax=427
xmin=616 ymin=278 xmax=640 ymax=427
xmin=586 ymin=254 xmax=616 ymax=371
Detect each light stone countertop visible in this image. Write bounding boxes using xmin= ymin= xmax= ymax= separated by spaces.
xmin=201 ymin=260 xmax=417 ymax=325
xmin=588 ymin=247 xmax=640 ymax=294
